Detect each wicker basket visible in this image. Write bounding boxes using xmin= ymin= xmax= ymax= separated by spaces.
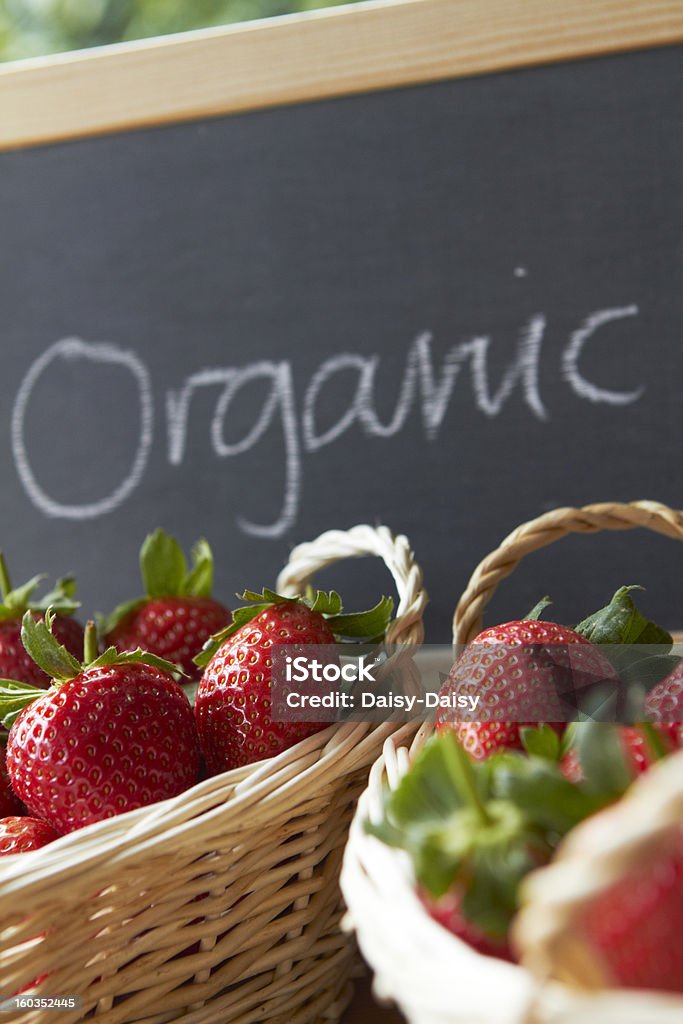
xmin=0 ymin=524 xmax=426 ymax=1024
xmin=341 ymin=500 xmax=683 ymax=1024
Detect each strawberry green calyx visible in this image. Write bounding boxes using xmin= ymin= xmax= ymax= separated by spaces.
xmin=97 ymin=529 xmax=215 ymax=635
xmin=0 ymin=609 xmax=183 ymax=730
xmin=21 ymin=608 xmax=81 ymax=682
xmin=575 ymin=586 xmax=672 ymax=646
xmin=0 ymin=552 xmax=79 ymax=622
xmin=0 ymin=680 xmax=46 ymax=731
xmin=141 ymin=529 xmax=213 ymax=599
xmin=366 ymin=732 xmax=608 ymax=940
xmin=194 ymin=588 xmax=394 ymax=669
xmin=574 ymin=586 xmax=679 ymax=689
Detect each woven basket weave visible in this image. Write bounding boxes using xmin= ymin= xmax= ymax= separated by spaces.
xmin=341 ymin=500 xmax=683 ymax=1024
xmin=0 ymin=524 xmax=426 ymax=1024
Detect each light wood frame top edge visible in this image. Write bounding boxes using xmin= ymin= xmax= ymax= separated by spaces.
xmin=1 ymin=0 xmax=681 ymax=150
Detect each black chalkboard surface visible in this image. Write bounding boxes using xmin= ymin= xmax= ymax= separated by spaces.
xmin=0 ymin=45 xmax=681 ymax=639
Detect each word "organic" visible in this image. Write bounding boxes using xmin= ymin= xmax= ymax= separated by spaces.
xmin=12 ymin=305 xmax=641 ymax=536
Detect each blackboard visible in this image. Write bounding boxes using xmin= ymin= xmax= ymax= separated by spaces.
xmin=0 ymin=31 xmax=681 ymax=640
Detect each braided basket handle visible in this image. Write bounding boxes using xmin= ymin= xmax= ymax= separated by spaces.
xmin=453 ymin=500 xmax=683 ymax=645
xmin=276 ymin=524 xmax=427 ymax=646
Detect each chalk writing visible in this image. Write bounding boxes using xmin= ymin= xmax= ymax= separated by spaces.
xmin=12 ymin=306 xmax=643 ymax=535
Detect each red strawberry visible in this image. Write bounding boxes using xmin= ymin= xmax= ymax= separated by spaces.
xmin=437 ymin=604 xmax=612 ymax=759
xmin=195 ymin=588 xmax=393 ymax=773
xmin=644 ymin=660 xmax=683 ymax=722
xmin=517 ymin=756 xmax=683 ymax=994
xmin=2 ymin=613 xmax=200 ymax=834
xmin=0 ymin=755 xmax=21 ymax=816
xmin=101 ymin=530 xmax=231 ymax=681
xmin=577 ymin=824 xmax=683 ymax=992
xmin=620 ymin=723 xmax=681 ymax=772
xmin=0 ymin=554 xmax=83 ymax=689
xmin=561 ymin=723 xmax=681 ymax=782
xmin=0 ymin=816 xmax=61 ymax=855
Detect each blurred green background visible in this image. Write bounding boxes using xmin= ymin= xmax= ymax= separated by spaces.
xmin=0 ymin=0 xmax=363 ymax=62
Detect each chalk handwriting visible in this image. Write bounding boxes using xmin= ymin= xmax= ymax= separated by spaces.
xmin=12 ymin=337 xmax=153 ymax=521
xmin=12 ymin=307 xmax=642 ymax=535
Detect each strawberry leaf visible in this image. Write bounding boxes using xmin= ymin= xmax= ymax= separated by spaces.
xmin=0 ymin=554 xmax=80 ymax=620
xmin=193 ymin=603 xmax=272 ymax=669
xmin=21 ymin=609 xmax=81 ymax=683
xmin=461 ymin=852 xmax=525 ymax=941
xmin=575 ymin=586 xmax=672 ymax=647
xmin=140 ymin=529 xmax=188 ymax=598
xmin=494 ymin=753 xmax=609 ymax=833
xmin=96 ymin=597 xmax=146 ymax=639
xmin=560 ymin=723 xmax=579 ymax=758
xmin=326 ymin=596 xmax=394 ymax=640
xmin=87 ymin=645 xmax=183 ymax=679
xmin=184 ymin=539 xmax=213 ymax=598
xmin=33 ymin=575 xmax=80 ymax=616
xmin=240 ymin=588 xmax=295 ymax=605
xmin=307 ymin=590 xmax=343 ymax=616
xmin=0 ymin=574 xmax=44 ymax=619
xmin=574 ymin=721 xmax=633 ymax=797
xmin=638 ymin=721 xmax=671 ymax=762
xmin=0 ymin=678 xmax=46 ymax=730
xmin=621 ymin=654 xmax=681 ymax=692
xmin=520 ymin=724 xmax=560 ymax=761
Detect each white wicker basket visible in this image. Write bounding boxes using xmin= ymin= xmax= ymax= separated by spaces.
xmin=0 ymin=524 xmax=426 ymax=1024
xmin=341 ymin=501 xmax=683 ymax=1024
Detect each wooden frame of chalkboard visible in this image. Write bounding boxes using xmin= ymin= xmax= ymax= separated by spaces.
xmin=0 ymin=0 xmax=681 ymax=149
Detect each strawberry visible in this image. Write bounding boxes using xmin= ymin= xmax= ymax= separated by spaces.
xmin=0 ymin=754 xmax=21 ymax=816
xmin=101 ymin=530 xmax=231 ymax=681
xmin=0 ymin=553 xmax=83 ymax=689
xmin=0 ymin=816 xmax=61 ymax=855
xmin=367 ymin=731 xmax=609 ymax=956
xmin=195 ymin=588 xmax=394 ymax=773
xmin=561 ymin=723 xmax=681 ymax=782
xmin=619 ymin=723 xmax=681 ymax=771
xmin=557 ymin=716 xmax=679 ymax=786
xmin=437 ymin=599 xmax=613 ymax=759
xmin=644 ymin=660 xmax=683 ymax=722
xmin=516 ymin=753 xmax=683 ymax=994
xmin=577 ymin=824 xmax=683 ymax=992
xmin=1 ymin=612 xmax=200 ymax=834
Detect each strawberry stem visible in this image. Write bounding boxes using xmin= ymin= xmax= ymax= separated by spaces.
xmin=525 ymin=596 xmax=552 ymax=621
xmin=0 ymin=554 xmax=11 ymax=602
xmin=84 ymin=621 xmax=98 ymax=665
xmin=442 ymin=734 xmax=492 ymax=827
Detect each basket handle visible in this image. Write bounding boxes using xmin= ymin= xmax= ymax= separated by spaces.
xmin=276 ymin=524 xmax=427 ymax=646
xmin=453 ymin=500 xmax=683 ymax=645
